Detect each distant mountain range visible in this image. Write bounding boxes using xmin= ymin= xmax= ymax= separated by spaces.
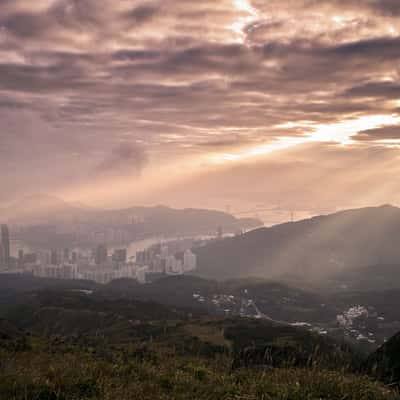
xmin=194 ymin=204 xmax=400 ymax=283
xmin=0 ymin=194 xmax=261 ymax=246
xmin=0 ymin=194 xmax=97 ymax=224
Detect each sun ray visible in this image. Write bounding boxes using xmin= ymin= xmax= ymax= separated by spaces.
xmin=211 ymin=114 xmax=400 ymax=163
xmin=229 ymin=0 xmax=259 ymax=43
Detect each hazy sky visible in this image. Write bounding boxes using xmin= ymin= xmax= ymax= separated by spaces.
xmin=1 ymin=0 xmax=400 ymax=214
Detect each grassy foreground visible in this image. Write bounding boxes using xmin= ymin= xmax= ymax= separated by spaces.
xmin=0 ymin=347 xmax=398 ymax=400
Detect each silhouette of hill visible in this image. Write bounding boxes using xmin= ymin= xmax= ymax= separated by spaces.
xmin=365 ymin=331 xmax=400 ymax=386
xmin=195 ymin=205 xmax=400 ymax=282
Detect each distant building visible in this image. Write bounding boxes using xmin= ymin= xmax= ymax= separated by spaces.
xmin=1 ymin=225 xmax=10 ymax=268
xmin=95 ymin=244 xmax=108 ymax=265
xmin=112 ymin=248 xmax=127 ymax=263
xmin=37 ymin=251 xmax=51 ymax=267
xmin=183 ymin=249 xmax=197 ymax=272
xmin=63 ymin=248 xmax=70 ymax=263
xmin=50 ymin=250 xmax=59 ymax=266
xmin=23 ymin=253 xmax=37 ymax=264
xmin=0 ymin=244 xmax=4 ymax=268
xmin=136 ymin=266 xmax=149 ymax=284
xmin=160 ymin=245 xmax=169 ymax=259
xmin=136 ymin=250 xmax=148 ymax=266
xmin=166 ymin=255 xmax=183 ymax=275
xmin=18 ymin=249 xmax=24 ymax=268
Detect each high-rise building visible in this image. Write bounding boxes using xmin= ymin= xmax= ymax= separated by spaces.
xmin=50 ymin=250 xmax=59 ymax=266
xmin=183 ymin=249 xmax=197 ymax=272
xmin=112 ymin=248 xmax=127 ymax=263
xmin=0 ymin=243 xmax=4 ymax=268
xmin=1 ymin=225 xmax=10 ymax=268
xmin=18 ymin=249 xmax=24 ymax=268
xmin=63 ymin=248 xmax=70 ymax=263
xmin=95 ymin=244 xmax=108 ymax=265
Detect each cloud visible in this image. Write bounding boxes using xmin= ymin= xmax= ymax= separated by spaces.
xmin=0 ymin=0 xmax=399 ymax=208
xmin=126 ymin=4 xmax=159 ymax=24
xmin=344 ymin=81 xmax=400 ymax=99
xmin=355 ymin=125 xmax=400 ymax=141
xmin=95 ymin=142 xmax=148 ymax=176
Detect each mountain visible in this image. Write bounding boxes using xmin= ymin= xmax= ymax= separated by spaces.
xmin=194 ymin=205 xmax=400 ymax=282
xmin=1 ymin=194 xmax=261 ymax=246
xmin=99 ymin=205 xmax=261 ymax=236
xmin=0 ymin=193 xmax=93 ymax=225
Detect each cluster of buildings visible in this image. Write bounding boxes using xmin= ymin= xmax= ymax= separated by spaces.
xmin=0 ymin=224 xmax=197 ymax=285
xmin=336 ymin=305 xmax=378 ymax=344
xmin=135 ymin=241 xmax=197 ymax=277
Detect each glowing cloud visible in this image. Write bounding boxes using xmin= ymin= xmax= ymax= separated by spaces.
xmin=212 ymin=114 xmax=400 ymax=163
xmin=230 ymin=0 xmax=259 ymax=42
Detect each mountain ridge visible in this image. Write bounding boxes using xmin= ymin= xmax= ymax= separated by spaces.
xmin=194 ymin=204 xmax=400 ymax=282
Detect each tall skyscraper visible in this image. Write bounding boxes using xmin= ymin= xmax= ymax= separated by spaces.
xmin=1 ymin=225 xmax=10 ymax=268
xmin=0 ymin=243 xmax=4 ymax=268
xmin=18 ymin=249 xmax=24 ymax=268
xmin=50 ymin=250 xmax=59 ymax=266
xmin=95 ymin=244 xmax=108 ymax=265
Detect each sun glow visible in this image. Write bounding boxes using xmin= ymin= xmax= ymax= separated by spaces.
xmin=233 ymin=0 xmax=257 ymax=14
xmin=212 ymin=114 xmax=400 ymax=163
xmin=230 ymin=0 xmax=259 ymax=42
xmin=310 ymin=115 xmax=400 ymax=144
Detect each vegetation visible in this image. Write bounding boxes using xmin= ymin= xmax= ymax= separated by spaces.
xmin=0 ymin=340 xmax=398 ymax=400
xmin=0 ymin=287 xmax=399 ymax=399
xmin=365 ymin=331 xmax=400 ymax=386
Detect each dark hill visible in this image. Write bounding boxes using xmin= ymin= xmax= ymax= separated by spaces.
xmin=365 ymin=331 xmax=400 ymax=386
xmin=2 ymin=289 xmax=182 ymax=338
xmin=222 ymin=318 xmax=361 ymax=371
xmin=194 ymin=205 xmax=400 ymax=282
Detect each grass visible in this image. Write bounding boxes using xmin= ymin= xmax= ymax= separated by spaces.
xmin=0 ymin=345 xmax=398 ymax=400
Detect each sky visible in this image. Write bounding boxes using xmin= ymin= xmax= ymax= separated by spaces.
xmin=1 ymin=0 xmax=400 ymax=218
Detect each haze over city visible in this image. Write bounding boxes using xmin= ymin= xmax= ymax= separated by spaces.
xmin=1 ymin=0 xmax=400 ymax=216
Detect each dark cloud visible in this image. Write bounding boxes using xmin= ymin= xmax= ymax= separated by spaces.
xmin=126 ymin=4 xmax=159 ymax=24
xmin=95 ymin=142 xmax=148 ymax=176
xmin=355 ymin=125 xmax=400 ymax=141
xmin=3 ymin=12 xmax=50 ymax=38
xmin=345 ymin=81 xmax=400 ymax=99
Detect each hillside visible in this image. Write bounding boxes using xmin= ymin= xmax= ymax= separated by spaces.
xmin=194 ymin=205 xmax=400 ymax=282
xmin=0 ymin=287 xmax=398 ymax=399
xmin=365 ymin=331 xmax=400 ymax=386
